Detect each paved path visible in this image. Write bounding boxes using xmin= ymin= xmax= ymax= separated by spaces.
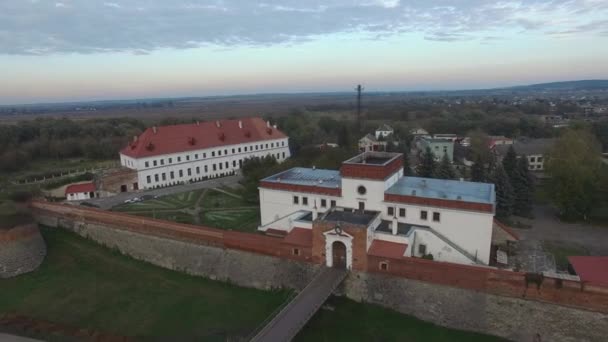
xmin=82 ymin=175 xmax=242 ymax=209
xmin=514 ymin=205 xmax=608 ymax=255
xmin=251 ymin=268 xmax=347 ymax=342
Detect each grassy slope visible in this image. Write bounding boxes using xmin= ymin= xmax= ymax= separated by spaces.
xmin=0 ymin=228 xmax=290 ymax=341
xmin=296 ymin=296 xmax=507 ymax=342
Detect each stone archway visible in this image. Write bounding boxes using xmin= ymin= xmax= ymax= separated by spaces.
xmin=332 ymin=241 xmax=347 ymax=269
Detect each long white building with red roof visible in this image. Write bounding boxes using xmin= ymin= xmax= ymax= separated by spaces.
xmin=120 ymin=117 xmax=290 ymax=190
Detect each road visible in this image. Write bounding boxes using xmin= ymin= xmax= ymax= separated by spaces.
xmin=82 ymin=175 xmax=242 ymax=209
xmin=251 ymin=268 xmax=347 ymax=342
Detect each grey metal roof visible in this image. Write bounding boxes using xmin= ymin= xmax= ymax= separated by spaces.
xmin=386 ymin=176 xmax=495 ymax=205
xmin=321 ymin=208 xmax=379 ymax=226
xmin=495 ymin=138 xmax=556 ymax=156
xmin=375 ymin=220 xmax=425 ymax=236
xmin=261 ymin=167 xmax=341 ymax=189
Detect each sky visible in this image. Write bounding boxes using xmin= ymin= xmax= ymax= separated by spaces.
xmin=1 ymin=0 xmax=608 ymax=105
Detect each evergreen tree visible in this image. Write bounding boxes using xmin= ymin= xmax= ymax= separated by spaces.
xmin=417 ymin=147 xmax=437 ymax=178
xmin=502 ymin=145 xmax=517 ymax=182
xmin=436 ymin=154 xmax=456 ymax=180
xmin=513 ymin=156 xmax=534 ymax=216
xmin=470 ymin=155 xmax=486 ymax=182
xmin=491 ymin=164 xmax=515 ymax=218
xmin=337 ymin=124 xmax=351 ymax=149
xmin=402 ymin=151 xmax=413 ymax=176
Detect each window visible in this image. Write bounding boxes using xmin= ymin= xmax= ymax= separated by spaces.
xmin=196 ymin=166 xmax=200 ymax=174
xmin=146 ymin=175 xmax=151 ymax=183
xmin=195 ymin=154 xmax=198 ymax=159
xmin=179 ymin=170 xmax=183 ymax=177
xmin=387 ymin=207 xmax=394 ymax=216
xmin=169 ymin=157 xmax=172 ymax=163
xmin=238 ymin=147 xmax=241 ymax=153
xmin=293 ymin=196 xmax=299 ymax=204
xmin=302 ymin=197 xmax=308 ymax=205
xmin=265 ymin=144 xmax=269 ymax=149
xmin=233 ymin=160 xmax=236 ymax=167
xmin=213 ymin=164 xmax=217 ymax=171
xmin=433 ymin=212 xmax=440 ymax=222
xmin=244 ymin=146 xmax=248 ymax=152
xmin=219 ymin=163 xmax=223 ymax=170
xmin=204 ymin=165 xmax=208 ymax=172
xmin=538 ymin=156 xmax=543 ymax=163
xmin=224 ymin=149 xmax=227 ymax=155
xmin=331 ymin=200 xmax=336 ymax=207
xmin=160 ymin=159 xmax=164 ymax=165
xmin=153 ymin=160 xmax=157 ymax=166
xmin=177 ymin=156 xmax=181 ymax=162
xmin=321 ymin=199 xmax=327 ymax=208
xmin=529 ymin=156 xmax=535 ymax=162
xmin=212 ymin=151 xmax=215 ymax=157
xmin=203 ymin=153 xmax=206 ymax=158
xmin=292 ymin=248 xmax=300 ymax=256
xmin=282 ymin=152 xmax=286 ymax=158
xmin=359 ymin=202 xmax=365 ymax=211
xmin=186 ymin=155 xmax=190 ymax=161
xmin=418 ymin=244 xmax=427 ymax=255
xmin=145 ymin=161 xmax=149 ymax=168
xmin=399 ymin=208 xmax=406 ymax=217
xmin=162 ymin=173 xmax=166 ymax=181
xmin=232 ymin=148 xmax=235 ymax=153
xmin=170 ymin=171 xmax=174 ymax=179
xmin=218 ymin=150 xmax=221 ymax=156
xmin=379 ymin=262 xmax=389 ymax=271
xmin=357 ymin=185 xmax=367 ymax=195
xmin=187 ymin=168 xmax=192 ymax=176
xmin=225 ymin=161 xmax=229 ymax=168
xmin=153 ymin=174 xmax=159 ymax=182
xmin=420 ymin=210 xmax=428 ymax=220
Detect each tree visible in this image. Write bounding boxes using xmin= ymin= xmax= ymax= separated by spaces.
xmin=402 ymin=151 xmax=413 ymax=176
xmin=468 ymin=130 xmax=491 ymax=164
xmin=470 ymin=155 xmax=486 ymax=182
xmin=436 ymin=154 xmax=456 ymax=180
xmin=337 ymin=124 xmax=351 ymax=149
xmin=546 ymin=129 xmax=602 ymax=220
xmin=490 ymin=164 xmax=515 ymax=218
xmin=502 ymin=145 xmax=518 ymax=183
xmin=417 ymin=147 xmax=437 ymax=178
xmin=513 ymin=156 xmax=534 ymax=216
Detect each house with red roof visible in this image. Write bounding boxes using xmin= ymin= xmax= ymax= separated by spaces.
xmin=65 ymin=182 xmax=97 ymax=201
xmin=119 ymin=117 xmax=290 ymax=190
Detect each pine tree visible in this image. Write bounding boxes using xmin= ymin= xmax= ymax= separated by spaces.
xmin=470 ymin=155 xmax=486 ymax=182
xmin=402 ymin=151 xmax=413 ymax=176
xmin=337 ymin=124 xmax=351 ymax=148
xmin=502 ymin=145 xmax=517 ymax=182
xmin=491 ymin=164 xmax=515 ymax=218
xmin=436 ymin=153 xmax=456 ymax=180
xmin=417 ymin=146 xmax=436 ymax=178
xmin=513 ymin=156 xmax=534 ymax=216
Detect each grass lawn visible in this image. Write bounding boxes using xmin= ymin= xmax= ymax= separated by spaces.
xmin=0 ymin=227 xmax=290 ymax=341
xmin=543 ymin=241 xmax=589 ymax=271
xmin=200 ymin=208 xmax=261 ymax=231
xmin=296 ymin=296 xmax=507 ymax=342
xmin=201 ymin=188 xmax=252 ymax=208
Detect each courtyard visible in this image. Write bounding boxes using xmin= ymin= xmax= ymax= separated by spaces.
xmin=0 ymin=227 xmax=505 ymax=341
xmin=111 ymin=187 xmax=260 ymax=232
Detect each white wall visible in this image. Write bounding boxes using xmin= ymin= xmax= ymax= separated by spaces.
xmin=410 ymin=229 xmax=475 ymax=265
xmin=259 ymin=188 xmax=340 ymax=225
xmin=66 ymin=192 xmax=93 ymax=201
xmin=339 ymin=168 xmax=402 ymax=212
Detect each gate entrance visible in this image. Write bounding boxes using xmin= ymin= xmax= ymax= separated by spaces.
xmin=332 ymin=241 xmax=347 ymax=269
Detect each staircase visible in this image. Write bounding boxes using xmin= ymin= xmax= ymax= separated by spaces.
xmin=250 ymin=267 xmax=347 ymax=342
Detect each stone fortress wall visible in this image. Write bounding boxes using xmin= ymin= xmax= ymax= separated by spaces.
xmin=31 ymin=201 xmax=608 ymax=342
xmin=0 ymin=224 xmax=46 ymax=278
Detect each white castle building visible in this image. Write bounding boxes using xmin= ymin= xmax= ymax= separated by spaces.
xmin=120 ymin=117 xmax=290 ymax=190
xmin=258 ymin=152 xmax=497 ymax=266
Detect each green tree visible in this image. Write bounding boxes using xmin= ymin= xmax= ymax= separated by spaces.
xmin=417 ymin=147 xmax=436 ymax=178
xmin=470 ymin=155 xmax=486 ymax=182
xmin=513 ymin=156 xmax=534 ymax=216
xmin=436 ymin=154 xmax=456 ymax=180
xmin=490 ymin=164 xmax=515 ymax=218
xmin=546 ymin=129 xmax=602 ymax=220
xmin=337 ymin=124 xmax=351 ymax=149
xmin=502 ymin=145 xmax=518 ymax=183
xmin=402 ymin=152 xmax=413 ymax=176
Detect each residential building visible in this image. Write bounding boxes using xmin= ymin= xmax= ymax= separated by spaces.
xmin=410 ymin=128 xmax=429 ymax=137
xmin=358 ymin=134 xmax=387 ymax=152
xmin=375 ymin=124 xmax=394 ymax=139
xmin=258 ymin=152 xmax=496 ymax=266
xmin=495 ymin=138 xmax=556 ymax=171
xmin=416 ymin=137 xmax=454 ymax=162
xmin=65 ymin=182 xmax=96 ymax=201
xmin=488 ymin=136 xmax=513 ymax=148
xmin=432 ymin=133 xmax=458 ymax=142
xmin=119 ymin=117 xmax=290 ymax=190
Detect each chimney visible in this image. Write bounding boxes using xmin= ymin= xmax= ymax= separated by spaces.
xmin=216 ymin=120 xmax=221 ymax=128
xmin=133 ymin=135 xmax=138 ymax=143
xmin=392 ymin=215 xmax=398 ymax=235
xmin=238 ymin=120 xmax=243 ymax=129
xmin=152 ymin=126 xmax=157 ymax=134
xmin=266 ymin=120 xmax=271 ymax=128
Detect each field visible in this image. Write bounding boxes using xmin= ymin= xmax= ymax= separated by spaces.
xmin=0 ymin=228 xmax=505 ymax=341
xmin=112 ymin=188 xmax=260 ymax=232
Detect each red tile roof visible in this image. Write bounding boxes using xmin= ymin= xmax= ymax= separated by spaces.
xmin=568 ymin=256 xmax=608 ymax=286
xmin=120 ymin=117 xmax=287 ymax=158
xmin=368 ymin=240 xmax=408 ymax=259
xmin=283 ymin=228 xmax=313 ymax=247
xmin=65 ymin=182 xmax=96 ymax=195
xmin=493 ymin=219 xmax=520 ymax=241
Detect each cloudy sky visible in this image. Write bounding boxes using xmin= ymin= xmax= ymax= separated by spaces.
xmin=1 ymin=0 xmax=608 ymax=104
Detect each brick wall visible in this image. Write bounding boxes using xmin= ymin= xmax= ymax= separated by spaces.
xmin=340 ymin=155 xmax=403 ymax=180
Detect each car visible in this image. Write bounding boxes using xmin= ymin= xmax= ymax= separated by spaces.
xmin=123 ymin=199 xmax=134 ymax=204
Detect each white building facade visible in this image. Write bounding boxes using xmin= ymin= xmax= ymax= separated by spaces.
xmin=120 ymin=117 xmax=290 ymax=190
xmin=258 ymin=152 xmax=496 ymax=266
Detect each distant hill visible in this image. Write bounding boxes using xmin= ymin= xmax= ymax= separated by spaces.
xmin=506 ymin=80 xmax=608 ymax=91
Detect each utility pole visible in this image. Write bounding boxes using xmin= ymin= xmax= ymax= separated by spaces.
xmin=356 ymin=84 xmax=363 ymax=134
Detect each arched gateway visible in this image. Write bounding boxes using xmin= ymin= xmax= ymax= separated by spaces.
xmin=332 ymin=241 xmax=347 ymax=269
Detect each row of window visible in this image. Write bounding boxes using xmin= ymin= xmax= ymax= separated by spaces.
xmin=292 ymin=195 xmax=336 ymax=208
xmin=387 ymin=206 xmax=440 ymax=222
xmin=146 ymin=160 xmax=241 ymax=184
xmin=143 ymin=140 xmax=287 ymax=168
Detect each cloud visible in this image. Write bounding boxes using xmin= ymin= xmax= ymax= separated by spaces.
xmin=0 ymin=0 xmax=606 ymax=55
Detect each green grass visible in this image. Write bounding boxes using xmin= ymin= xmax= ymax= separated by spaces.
xmin=543 ymin=241 xmax=589 ymax=271
xmin=201 ymin=209 xmax=260 ymax=231
xmin=113 ymin=190 xmax=205 ymax=212
xmin=0 ymin=227 xmax=290 ymax=340
xmin=202 ymin=188 xmax=252 ymax=208
xmin=295 ymin=296 xmax=507 ymax=342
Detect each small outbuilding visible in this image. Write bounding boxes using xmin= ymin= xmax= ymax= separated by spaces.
xmin=65 ymin=182 xmax=97 ymax=201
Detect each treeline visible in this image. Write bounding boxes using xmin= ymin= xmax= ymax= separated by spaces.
xmin=0 ymin=118 xmax=145 ymax=172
